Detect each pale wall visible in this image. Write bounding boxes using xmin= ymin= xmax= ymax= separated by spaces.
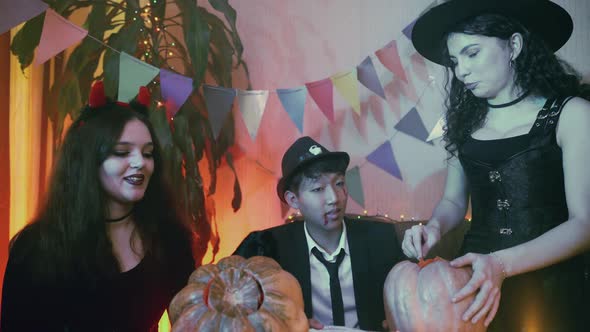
xmin=206 ymin=0 xmax=590 ymax=260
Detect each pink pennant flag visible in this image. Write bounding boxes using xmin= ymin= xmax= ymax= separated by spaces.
xmin=35 ymin=9 xmax=87 ymax=65
xmin=160 ymin=69 xmax=194 ymax=117
xmin=0 ymin=0 xmax=48 ymax=35
xmin=411 ymin=52 xmax=430 ymax=82
xmin=376 ymin=40 xmax=408 ymax=83
xmin=305 ymin=78 xmax=334 ymax=122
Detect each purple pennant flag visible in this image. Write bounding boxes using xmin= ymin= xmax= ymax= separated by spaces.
xmin=346 ymin=166 xmax=365 ymax=208
xmin=366 ymin=141 xmax=403 ymax=180
xmin=357 ymin=56 xmax=386 ymax=100
xmin=0 ymin=0 xmax=48 ymax=35
xmin=160 ymin=69 xmax=194 ymax=117
xmin=305 ymin=78 xmax=334 ymax=122
xmin=277 ymin=86 xmax=306 ymax=133
xmin=203 ymin=84 xmax=237 ymax=139
xmin=395 ymin=107 xmax=434 ymax=145
xmin=402 ymin=19 xmax=417 ymax=40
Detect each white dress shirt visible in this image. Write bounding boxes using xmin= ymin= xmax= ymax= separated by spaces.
xmin=304 ymin=221 xmax=359 ymax=328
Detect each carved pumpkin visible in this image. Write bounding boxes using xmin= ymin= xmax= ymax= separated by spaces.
xmin=169 ymin=255 xmax=309 ymax=332
xmin=383 ymin=257 xmax=486 ymax=332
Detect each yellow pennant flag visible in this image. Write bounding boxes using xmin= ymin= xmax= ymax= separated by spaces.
xmin=331 ymin=70 xmax=361 ymax=115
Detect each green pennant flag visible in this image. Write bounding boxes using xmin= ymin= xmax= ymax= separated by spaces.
xmin=346 ymin=166 xmax=365 ymax=208
xmin=118 ymin=52 xmax=159 ymax=102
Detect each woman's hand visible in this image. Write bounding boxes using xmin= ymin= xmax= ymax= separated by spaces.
xmin=309 ymin=318 xmax=324 ymax=329
xmin=450 ymin=253 xmax=506 ymax=327
xmin=401 ymin=223 xmax=441 ymax=259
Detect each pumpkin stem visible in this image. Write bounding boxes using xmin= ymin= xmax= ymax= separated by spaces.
xmin=417 ymin=256 xmax=443 ymax=268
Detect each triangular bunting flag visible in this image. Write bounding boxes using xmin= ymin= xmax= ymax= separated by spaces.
xmin=160 ymin=69 xmax=194 ymax=117
xmin=427 ymin=115 xmax=446 ymax=141
xmin=35 ymin=9 xmax=88 ymax=65
xmin=366 ymin=141 xmax=403 ymax=180
xmin=357 ymin=56 xmax=386 ymax=100
xmin=305 ymin=78 xmax=334 ymax=122
xmin=346 ymin=166 xmax=365 ymax=208
xmin=331 ymin=71 xmax=361 ymax=115
xmin=277 ymin=87 xmax=306 ymax=133
xmin=0 ymin=0 xmax=48 ymax=35
xmin=118 ymin=52 xmax=160 ymax=102
xmin=203 ymin=84 xmax=236 ymax=139
xmin=402 ymin=19 xmax=417 ymax=40
xmin=238 ymin=90 xmax=269 ymax=141
xmin=411 ymin=52 xmax=430 ymax=82
xmin=395 ymin=107 xmax=434 ymax=145
xmin=375 ymin=40 xmax=408 ymax=83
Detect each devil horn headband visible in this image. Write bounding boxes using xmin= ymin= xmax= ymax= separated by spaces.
xmin=88 ymin=81 xmax=151 ymax=108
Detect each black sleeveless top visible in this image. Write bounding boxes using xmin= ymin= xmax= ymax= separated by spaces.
xmin=458 ymin=97 xmax=587 ymax=331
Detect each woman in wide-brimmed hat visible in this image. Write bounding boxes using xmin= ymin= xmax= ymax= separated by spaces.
xmin=402 ymin=0 xmax=590 ymax=331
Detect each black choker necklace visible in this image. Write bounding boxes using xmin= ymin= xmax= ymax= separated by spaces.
xmin=105 ymin=209 xmax=134 ymax=223
xmin=487 ymin=91 xmax=530 ymax=109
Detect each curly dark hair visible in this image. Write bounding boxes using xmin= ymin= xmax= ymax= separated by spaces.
xmin=441 ymin=14 xmax=590 ymax=156
xmin=11 ymin=98 xmax=195 ymax=283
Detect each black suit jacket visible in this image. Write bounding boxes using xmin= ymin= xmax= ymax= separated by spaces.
xmin=233 ymin=218 xmax=403 ymax=331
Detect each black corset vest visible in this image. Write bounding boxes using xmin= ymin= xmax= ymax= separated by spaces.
xmin=458 ymin=96 xmax=587 ymax=331
xmin=459 ymin=97 xmax=572 ymax=253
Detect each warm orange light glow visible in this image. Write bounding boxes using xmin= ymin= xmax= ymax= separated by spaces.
xmin=9 ymin=25 xmax=44 ymax=238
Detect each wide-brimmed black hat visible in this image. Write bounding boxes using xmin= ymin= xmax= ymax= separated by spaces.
xmin=411 ymin=0 xmax=573 ymax=66
xmin=276 ymin=136 xmax=350 ymax=203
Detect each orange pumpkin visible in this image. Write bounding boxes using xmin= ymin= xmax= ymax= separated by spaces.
xmin=383 ymin=257 xmax=486 ymax=332
xmin=169 ymin=255 xmax=309 ymax=332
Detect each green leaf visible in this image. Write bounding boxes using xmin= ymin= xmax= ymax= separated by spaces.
xmin=174 ymin=0 xmax=210 ymax=87
xmin=66 ymin=2 xmax=109 ymax=100
xmin=56 ymin=74 xmax=83 ymax=128
xmin=50 ymin=0 xmax=81 ymax=16
xmin=225 ymin=152 xmax=242 ymax=212
xmin=207 ymin=0 xmax=244 ymax=58
xmin=199 ymin=8 xmax=234 ymax=87
xmin=10 ymin=13 xmax=45 ymax=71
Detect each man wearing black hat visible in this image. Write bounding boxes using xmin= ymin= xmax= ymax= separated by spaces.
xmin=234 ymin=136 xmax=403 ymax=330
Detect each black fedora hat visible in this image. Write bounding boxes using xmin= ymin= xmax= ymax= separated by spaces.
xmin=411 ymin=0 xmax=573 ymax=66
xmin=277 ymin=136 xmax=350 ymax=203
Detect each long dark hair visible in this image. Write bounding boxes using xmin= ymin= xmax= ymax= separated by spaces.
xmin=11 ymin=99 xmax=195 ymax=282
xmin=442 ymin=14 xmax=590 ymax=155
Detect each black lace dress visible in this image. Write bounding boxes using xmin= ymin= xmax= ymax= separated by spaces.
xmin=459 ymin=97 xmax=588 ymax=332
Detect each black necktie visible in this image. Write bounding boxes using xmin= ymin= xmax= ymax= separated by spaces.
xmin=311 ymin=247 xmax=346 ymax=326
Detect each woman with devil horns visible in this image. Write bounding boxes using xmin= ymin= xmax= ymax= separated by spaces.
xmin=1 ymin=82 xmax=196 ymax=331
xmin=401 ymin=0 xmax=590 ymax=331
